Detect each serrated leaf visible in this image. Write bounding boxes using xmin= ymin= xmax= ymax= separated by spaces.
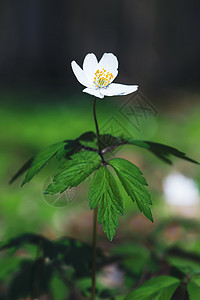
xmin=10 ymin=131 xmax=97 ymax=185
xmin=45 ymin=151 xmax=101 ymax=195
xmin=22 ymin=142 xmax=67 ymax=185
xmin=89 ymin=165 xmax=123 ymax=241
xmin=127 ymin=138 xmax=199 ymax=165
xmin=88 ymin=166 xmax=106 ymax=209
xmin=125 ymin=276 xmax=180 ymax=300
xmin=109 ymin=158 xmax=153 ymax=222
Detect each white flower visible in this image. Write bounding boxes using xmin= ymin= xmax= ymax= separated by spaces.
xmin=71 ymin=53 xmax=138 ymax=99
xmin=163 ymin=172 xmax=199 ymax=206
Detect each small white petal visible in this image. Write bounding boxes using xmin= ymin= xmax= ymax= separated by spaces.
xmin=98 ymin=53 xmax=118 ymax=71
xmin=83 ymin=87 xmax=104 ymax=99
xmin=101 ymin=83 xmax=138 ymax=97
xmin=71 ymin=61 xmax=91 ymax=87
xmin=83 ymin=53 xmax=98 ymax=81
xmin=97 ymin=53 xmax=118 ymax=82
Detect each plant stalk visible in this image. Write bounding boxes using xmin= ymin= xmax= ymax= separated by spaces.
xmin=93 ymin=97 xmax=105 ymax=163
xmin=91 ymin=97 xmax=103 ymax=300
xmin=93 ymin=98 xmax=100 ymax=152
xmin=91 ymin=206 xmax=98 ymax=300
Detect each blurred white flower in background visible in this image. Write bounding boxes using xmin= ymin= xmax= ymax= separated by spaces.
xmin=99 ymin=263 xmax=124 ymax=288
xmin=163 ymin=172 xmax=200 ymax=217
xmin=163 ymin=172 xmax=199 ymax=206
xmin=71 ymin=53 xmax=138 ymax=99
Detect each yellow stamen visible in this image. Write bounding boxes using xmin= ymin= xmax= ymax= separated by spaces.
xmin=94 ymin=69 xmax=114 ymax=87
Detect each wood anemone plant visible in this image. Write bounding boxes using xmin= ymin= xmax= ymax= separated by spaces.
xmin=10 ymin=53 xmax=199 ymax=300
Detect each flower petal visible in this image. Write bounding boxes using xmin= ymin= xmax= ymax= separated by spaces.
xmin=101 ymin=83 xmax=138 ymax=97
xmin=97 ymin=53 xmax=118 ymax=82
xmin=98 ymin=53 xmax=118 ymax=71
xmin=83 ymin=53 xmax=98 ymax=81
xmin=83 ymin=87 xmax=104 ymax=99
xmin=71 ymin=61 xmax=91 ymax=87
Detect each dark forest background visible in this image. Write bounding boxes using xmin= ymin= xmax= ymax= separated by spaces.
xmin=1 ymin=0 xmax=200 ymax=97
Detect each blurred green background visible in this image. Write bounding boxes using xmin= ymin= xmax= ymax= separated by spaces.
xmin=0 ymin=89 xmax=200 ymax=243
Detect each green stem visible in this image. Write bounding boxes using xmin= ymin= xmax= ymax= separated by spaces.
xmin=91 ymin=97 xmax=106 ymax=300
xmin=91 ymin=97 xmax=102 ymax=300
xmin=93 ymin=97 xmax=106 ymax=163
xmin=91 ymin=206 xmax=98 ymax=300
xmin=93 ymin=98 xmax=100 ymax=150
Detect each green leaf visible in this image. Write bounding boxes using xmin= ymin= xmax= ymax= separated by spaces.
xmin=0 ymin=256 xmax=22 ymax=281
xmin=99 ymin=134 xmax=125 ymax=151
xmin=125 ymin=276 xmax=181 ymax=300
xmin=9 ymin=157 xmax=34 ymax=184
xmin=22 ymin=142 xmax=67 ymax=185
xmin=79 ymin=133 xmax=127 ymax=153
xmin=62 ymin=131 xmax=97 ymax=158
xmin=78 ymin=131 xmax=96 ymax=142
xmin=50 ymin=275 xmax=69 ymax=300
xmin=127 ymin=138 xmax=199 ymax=165
xmin=8 ymin=259 xmax=54 ymax=299
xmin=89 ymin=165 xmax=123 ymax=241
xmin=77 ymin=277 xmax=106 ymax=299
xmin=45 ymin=151 xmax=101 ymax=195
xmin=0 ymin=233 xmax=58 ymax=260
xmin=109 ymin=158 xmax=153 ymax=222
xmin=55 ymin=237 xmax=104 ymax=278
xmin=0 ymin=233 xmax=44 ymax=251
xmin=57 ymin=139 xmax=81 ymax=160
xmin=112 ymin=243 xmax=150 ymax=275
xmin=0 ymin=234 xmax=104 ymax=281
xmin=187 ymin=275 xmax=200 ymax=300
xmin=167 ymin=255 xmax=200 ymax=275
xmin=10 ymin=131 xmax=97 ymax=185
